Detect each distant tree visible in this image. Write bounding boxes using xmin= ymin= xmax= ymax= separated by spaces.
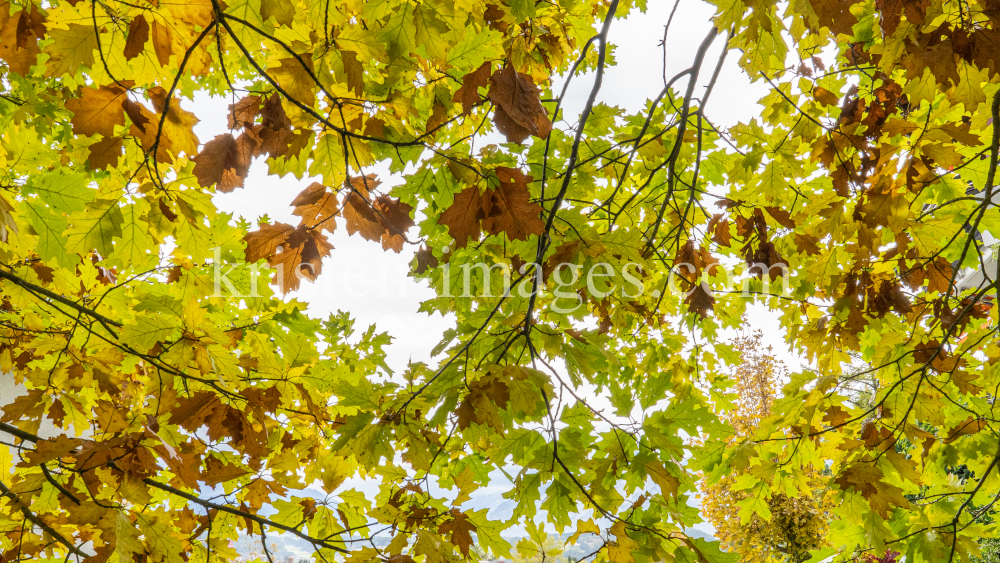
xmin=699 ymin=332 xmax=833 ymax=563
xmin=973 ymin=538 xmax=1000 ymax=563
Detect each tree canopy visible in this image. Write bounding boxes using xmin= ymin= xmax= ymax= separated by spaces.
xmin=0 ymin=0 xmax=998 ymax=562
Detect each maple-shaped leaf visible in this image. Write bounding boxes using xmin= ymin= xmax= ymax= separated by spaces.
xmin=66 ymin=85 xmax=128 ymax=138
xmin=482 ymin=167 xmax=545 ymax=241
xmin=192 ymin=133 xmax=256 ymax=191
xmin=833 ymin=463 xmax=908 ymax=518
xmin=452 ymin=62 xmax=492 ymax=115
xmin=439 ymin=186 xmax=488 ymax=248
xmin=487 ymin=66 xmax=553 ymax=144
xmin=124 ymin=16 xmax=150 ymax=61
xmin=44 ymin=24 xmax=97 ymax=77
xmin=438 ymin=509 xmax=477 ymax=556
xmin=291 ymin=182 xmax=339 ymax=231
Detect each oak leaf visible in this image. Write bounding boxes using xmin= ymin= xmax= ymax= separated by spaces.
xmin=438 ymin=186 xmax=488 ymax=248
xmin=482 ymin=167 xmax=545 ymax=241
xmin=192 ymin=133 xmax=255 ymax=191
xmin=245 ymin=222 xmax=296 ymax=262
xmin=291 ymin=182 xmax=339 ymax=231
xmin=487 ymin=66 xmax=552 ymax=144
xmin=453 ymin=62 xmax=492 ymax=115
xmin=244 ymin=222 xmax=333 ymax=292
xmin=342 ymin=175 xmax=414 ymax=252
xmin=437 ymin=509 xmax=477 ymax=556
xmin=228 ymin=95 xmax=262 ymax=129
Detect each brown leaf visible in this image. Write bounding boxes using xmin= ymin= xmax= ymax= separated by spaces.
xmin=87 ymin=136 xmax=124 ymax=170
xmin=709 ymin=214 xmax=732 ymax=246
xmin=763 ymin=206 xmax=796 ymax=229
xmin=121 ymin=98 xmax=151 ymax=132
xmin=30 ymin=261 xmax=54 ymax=283
xmin=544 ymin=241 xmax=580 ymax=280
xmin=876 ymin=0 xmax=930 ymax=36
xmin=373 ymin=195 xmax=415 ymax=252
xmin=794 ymin=233 xmax=821 ymax=255
xmin=823 ymin=405 xmax=852 ymax=426
xmin=269 ymin=225 xmax=334 ymax=292
xmin=745 ymin=241 xmax=789 ymax=281
xmin=482 ymin=167 xmax=544 ymax=241
xmin=23 ymin=435 xmax=84 ymax=466
xmin=228 ymin=95 xmax=262 ymax=129
xmin=453 ymin=62 xmax=492 ymax=115
xmin=414 ymin=245 xmax=439 ymax=274
xmin=439 ymin=186 xmax=488 ymax=248
xmin=0 ymin=5 xmax=44 ymax=75
xmin=151 ymin=19 xmax=173 ymax=67
xmin=343 ymin=174 xmax=386 ymax=238
xmin=250 ymin=94 xmax=293 ymax=157
xmin=807 ymin=0 xmax=858 ymax=35
xmin=426 ymin=100 xmax=449 ymax=133
xmin=203 ymin=455 xmax=249 ymax=486
xmin=438 ymin=509 xmax=478 ymax=556
xmin=244 ymin=222 xmax=295 ymax=262
xmin=685 ymin=284 xmax=715 ymax=319
xmin=124 ymin=15 xmax=149 ymax=61
xmin=492 ymin=104 xmax=532 ymax=145
xmin=340 ymin=50 xmax=364 ymax=96
xmin=833 ymin=463 xmax=908 ymax=518
xmin=813 ymin=86 xmax=840 ymax=107
xmin=487 ymin=65 xmax=552 ymax=144
xmin=66 ymin=85 xmax=128 ymax=138
xmin=192 ymin=133 xmax=255 ymax=191
xmin=945 ymin=417 xmax=986 ymax=443
xmin=291 ymin=182 xmax=338 ymax=231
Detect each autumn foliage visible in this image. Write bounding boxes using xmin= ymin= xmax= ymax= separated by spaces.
xmin=0 ymin=0 xmax=998 ymax=562
xmin=699 ymin=332 xmax=833 ymax=563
